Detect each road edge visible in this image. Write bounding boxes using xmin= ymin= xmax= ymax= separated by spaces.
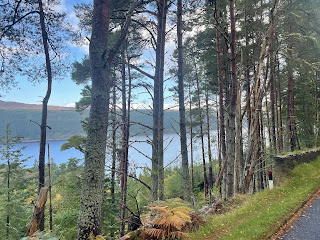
xmin=271 ymin=185 xmax=320 ymax=240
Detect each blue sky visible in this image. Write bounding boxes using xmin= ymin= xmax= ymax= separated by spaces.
xmin=0 ymin=0 xmax=89 ymax=107
xmin=0 ymin=0 xmax=178 ymax=109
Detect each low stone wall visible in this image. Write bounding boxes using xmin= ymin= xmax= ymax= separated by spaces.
xmin=273 ymin=148 xmax=320 ymax=185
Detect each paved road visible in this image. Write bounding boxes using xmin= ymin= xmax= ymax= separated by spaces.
xmin=281 ymin=194 xmax=320 ymax=240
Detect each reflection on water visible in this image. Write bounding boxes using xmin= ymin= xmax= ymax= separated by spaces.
xmin=16 ymin=132 xmax=218 ymax=173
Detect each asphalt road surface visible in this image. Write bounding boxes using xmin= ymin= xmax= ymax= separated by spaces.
xmin=281 ymin=194 xmax=320 ymax=240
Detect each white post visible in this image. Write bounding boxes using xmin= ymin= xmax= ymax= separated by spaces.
xmin=268 ymin=171 xmax=274 ymax=190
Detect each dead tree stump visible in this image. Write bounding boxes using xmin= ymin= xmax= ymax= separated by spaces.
xmin=26 ymin=187 xmax=49 ymax=236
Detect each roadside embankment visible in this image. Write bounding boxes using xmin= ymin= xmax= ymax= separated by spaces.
xmin=273 ymin=148 xmax=320 ymax=185
xmin=189 ymin=154 xmax=320 ymax=240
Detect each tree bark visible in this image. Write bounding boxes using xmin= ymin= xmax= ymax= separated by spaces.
xmin=26 ymin=188 xmax=49 ymax=237
xmin=158 ymin=0 xmax=167 ymax=201
xmin=235 ymin=87 xmax=243 ymax=194
xmin=226 ymin=0 xmax=237 ymax=198
xmin=216 ymin=103 xmax=222 ymax=199
xmin=110 ymin=75 xmax=117 ymax=238
xmin=188 ymin=83 xmax=195 ymax=196
xmin=205 ymin=91 xmax=214 ymax=202
xmin=78 ymin=0 xmax=110 ymax=238
xmin=286 ymin=42 xmax=296 ymax=152
xmin=177 ymin=0 xmax=191 ymax=203
xmin=244 ymin=0 xmax=251 ymax=136
xmin=37 ymin=0 xmax=53 ymax=230
xmin=77 ymin=1 xmax=149 ymax=238
xmin=215 ymin=6 xmax=227 ymax=199
xmin=151 ymin=0 xmax=167 ymax=201
xmin=120 ymin=48 xmax=128 ymax=237
xmin=276 ymin=52 xmax=284 ymax=152
xmin=270 ymin=50 xmax=277 ymax=154
xmin=6 ymin=130 xmax=10 ymax=239
xmin=194 ymin=57 xmax=208 ymax=201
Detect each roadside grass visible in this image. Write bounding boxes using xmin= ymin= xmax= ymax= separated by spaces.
xmin=189 ymin=156 xmax=320 ymax=240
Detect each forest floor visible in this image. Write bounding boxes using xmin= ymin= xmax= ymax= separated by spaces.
xmin=189 ymin=156 xmax=320 ymax=240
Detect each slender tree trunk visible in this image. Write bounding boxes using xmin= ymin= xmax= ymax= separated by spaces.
xmin=286 ymin=0 xmax=296 ymax=152
xmin=78 ymin=0 xmax=110 ymax=238
xmin=205 ymin=92 xmax=214 ymax=202
xmin=217 ymin=103 xmax=222 ymax=199
xmin=266 ymin=97 xmax=272 ymax=150
xmin=276 ymin=52 xmax=284 ymax=152
xmin=244 ymin=0 xmax=251 ymax=135
xmin=158 ymin=0 xmax=167 ymax=201
xmin=226 ymin=0 xmax=238 ymax=198
xmin=188 ymin=84 xmax=195 ymax=196
xmin=37 ymin=0 xmax=53 ymax=230
xmin=215 ymin=6 xmax=227 ymax=199
xmin=235 ymin=87 xmax=243 ymax=194
xmin=48 ymin=144 xmax=52 ymax=231
xmin=120 ymin=48 xmax=128 ymax=237
xmin=177 ymin=0 xmax=191 ymax=202
xmin=152 ymin=0 xmax=167 ymax=201
xmin=270 ymin=52 xmax=277 ymax=154
xmin=259 ymin=109 xmax=265 ymax=191
xmin=152 ymin=46 xmax=160 ymax=201
xmin=110 ymin=77 xmax=117 ymax=238
xmin=126 ymin=55 xmax=132 ymax=160
xmin=6 ymin=130 xmax=10 ymax=239
xmin=194 ymin=57 xmax=208 ymax=202
xmin=286 ymin=41 xmax=296 ymax=152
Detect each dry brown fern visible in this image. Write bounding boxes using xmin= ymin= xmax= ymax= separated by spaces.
xmin=186 ymin=211 xmax=206 ymax=230
xmin=139 ymin=205 xmax=191 ymax=239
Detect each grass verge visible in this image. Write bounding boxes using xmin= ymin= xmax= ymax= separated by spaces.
xmin=189 ymin=156 xmax=320 ymax=240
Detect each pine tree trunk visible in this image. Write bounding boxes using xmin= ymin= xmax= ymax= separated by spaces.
xmin=152 ymin=0 xmax=167 ymax=201
xmin=120 ymin=48 xmax=128 ymax=237
xmin=270 ymin=53 xmax=277 ymax=154
xmin=189 ymin=84 xmax=195 ymax=196
xmin=259 ymin=109 xmax=265 ymax=191
xmin=6 ymin=132 xmax=10 ymax=239
xmin=158 ymin=0 xmax=167 ymax=201
xmin=216 ymin=9 xmax=227 ymax=199
xmin=226 ymin=0 xmax=238 ymax=199
xmin=205 ymin=92 xmax=214 ymax=202
xmin=235 ymin=87 xmax=243 ymax=194
xmin=110 ymin=77 xmax=117 ymax=238
xmin=276 ymin=52 xmax=284 ymax=152
xmin=177 ymin=0 xmax=191 ymax=203
xmin=78 ymin=0 xmax=111 ymax=238
xmin=244 ymin=0 xmax=251 ymax=136
xmin=194 ymin=58 xmax=208 ymax=202
xmin=286 ymin=42 xmax=296 ymax=152
xmin=217 ymin=106 xmax=222 ymax=199
xmin=37 ymin=0 xmax=53 ymax=230
xmin=266 ymin=97 xmax=272 ymax=150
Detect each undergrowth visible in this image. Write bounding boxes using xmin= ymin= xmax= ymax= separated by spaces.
xmin=189 ymin=156 xmax=320 ymax=240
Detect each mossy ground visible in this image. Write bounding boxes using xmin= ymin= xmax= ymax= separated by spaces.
xmin=189 ymin=156 xmax=320 ymax=240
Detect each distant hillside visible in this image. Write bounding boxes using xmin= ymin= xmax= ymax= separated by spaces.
xmin=0 ymin=109 xmax=88 ymax=140
xmin=0 ymin=101 xmax=218 ymax=141
xmin=0 ymin=109 xmax=184 ymax=141
xmin=0 ymin=100 xmax=75 ymax=110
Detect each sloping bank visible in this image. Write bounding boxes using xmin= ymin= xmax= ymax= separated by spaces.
xmin=189 ymin=149 xmax=320 ymax=240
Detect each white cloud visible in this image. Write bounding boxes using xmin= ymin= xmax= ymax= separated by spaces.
xmin=52 ymin=0 xmax=68 ymax=14
xmin=66 ymin=102 xmax=76 ymax=107
xmin=67 ymin=10 xmax=80 ymax=30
